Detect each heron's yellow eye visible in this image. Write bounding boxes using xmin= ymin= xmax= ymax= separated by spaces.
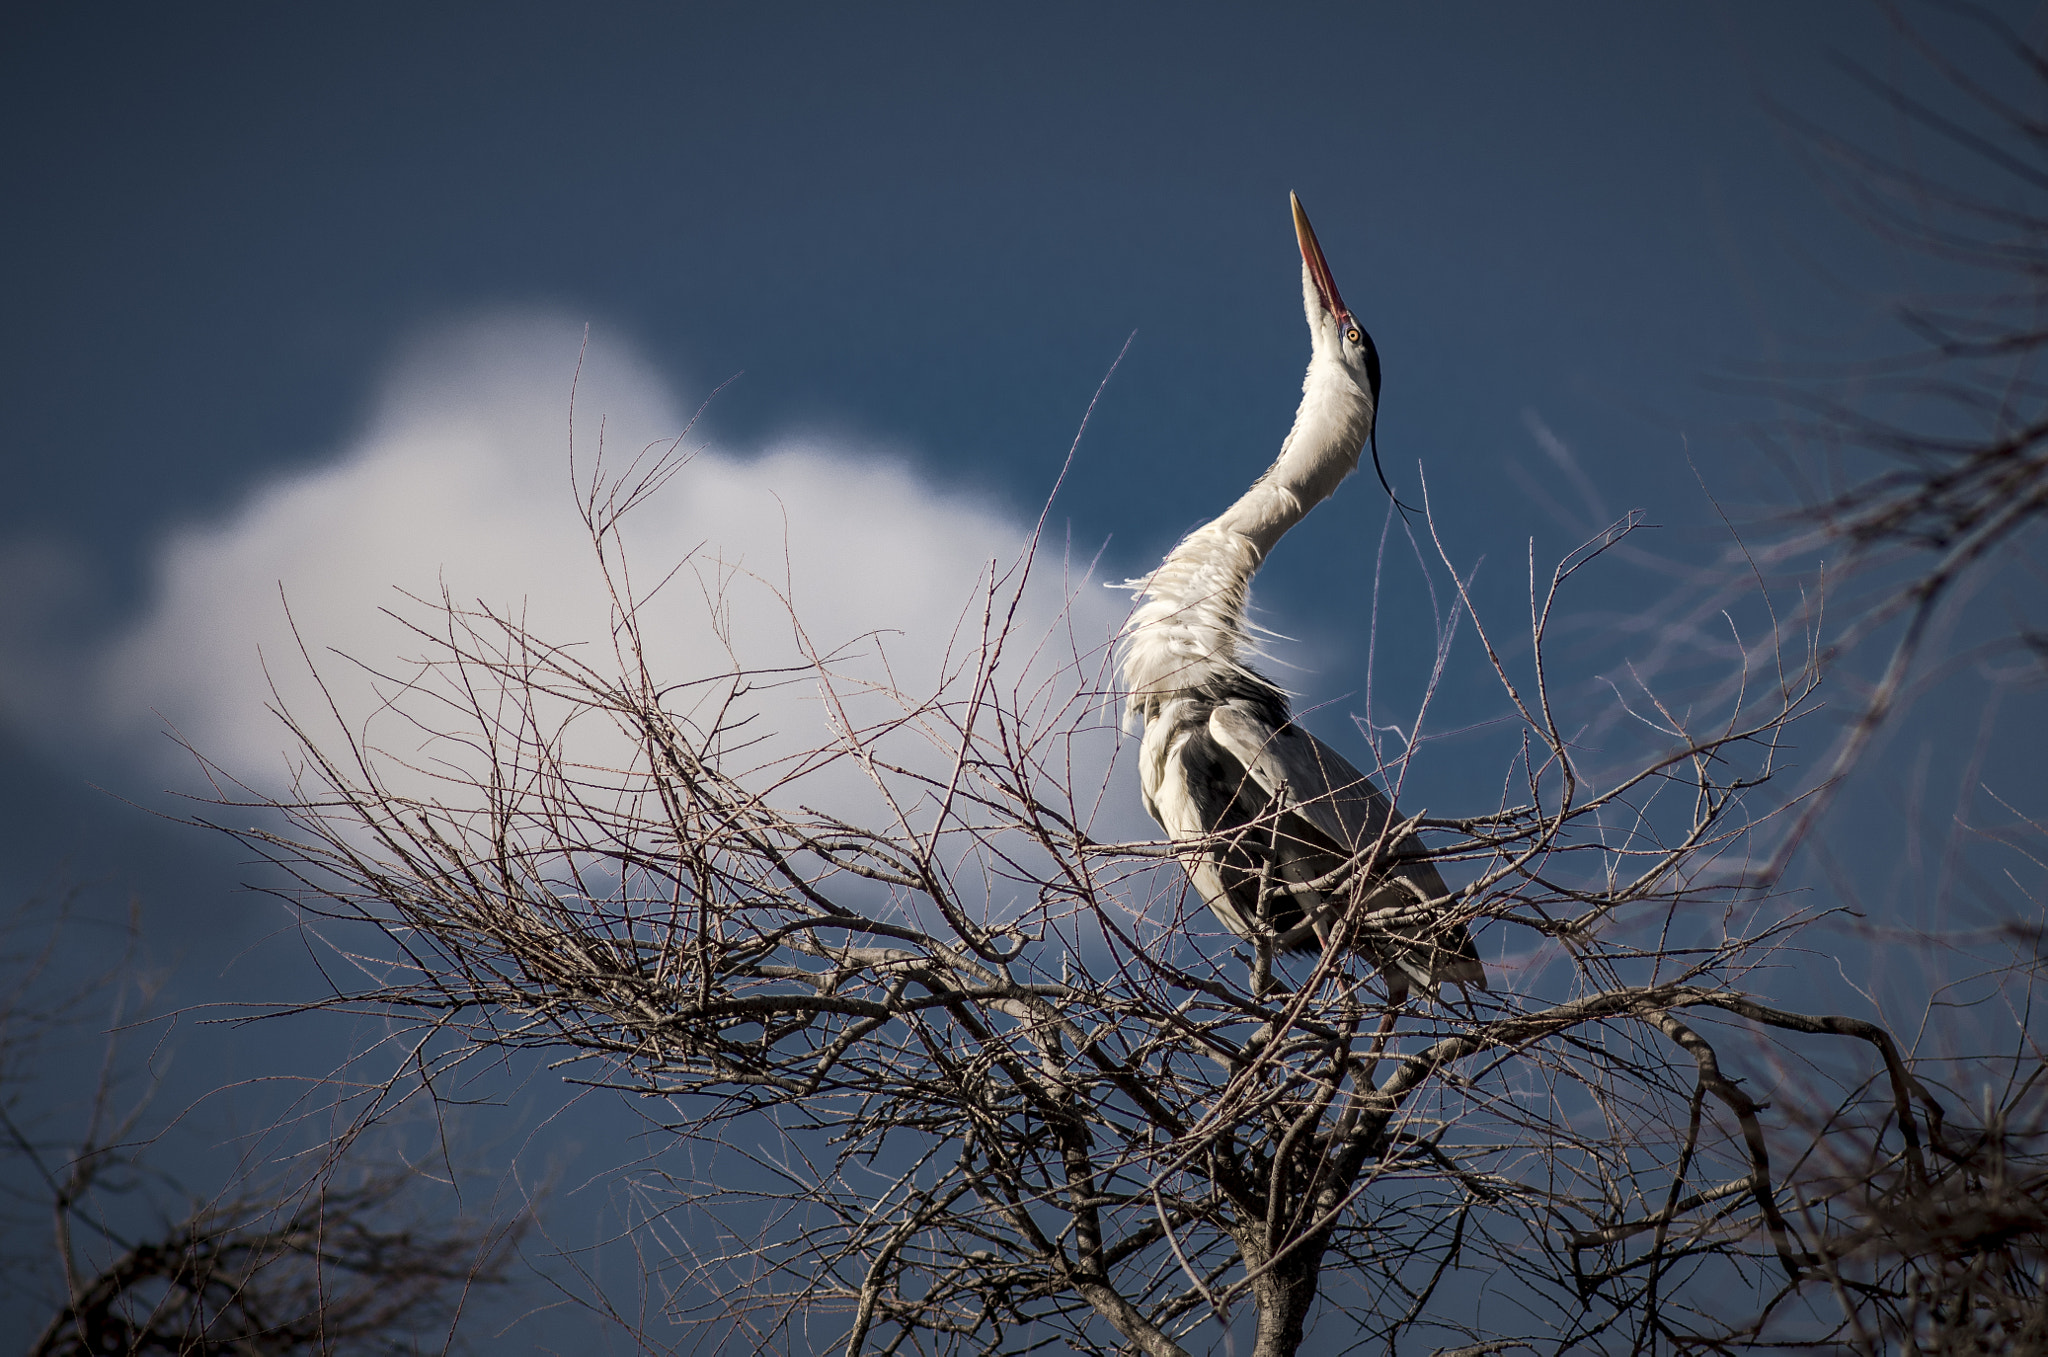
xmin=1346 ymin=327 xmax=1361 ymax=343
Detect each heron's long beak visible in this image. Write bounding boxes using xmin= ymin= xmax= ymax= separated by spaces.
xmin=1291 ymin=192 xmax=1350 ymax=322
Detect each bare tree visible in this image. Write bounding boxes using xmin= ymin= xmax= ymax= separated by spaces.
xmin=160 ymin=369 xmax=1996 ymax=1356
xmin=1757 ymin=6 xmax=2048 ymax=1348
xmin=0 ymin=892 xmax=525 ymax=1356
xmin=26 ymin=1170 xmax=522 ymax=1357
xmin=1718 ymin=0 xmax=2048 ymax=872
xmin=1528 ymin=5 xmax=2048 ymax=1349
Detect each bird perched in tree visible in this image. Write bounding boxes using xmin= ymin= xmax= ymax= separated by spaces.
xmin=1118 ymin=193 xmax=1484 ymax=1001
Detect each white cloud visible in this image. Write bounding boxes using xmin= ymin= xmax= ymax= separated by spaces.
xmin=55 ymin=313 xmax=1133 ymax=843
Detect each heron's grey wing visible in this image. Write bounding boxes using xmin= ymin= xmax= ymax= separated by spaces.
xmin=1205 ymin=704 xmax=1414 ymax=883
xmin=1207 ymin=703 xmax=1486 ymax=993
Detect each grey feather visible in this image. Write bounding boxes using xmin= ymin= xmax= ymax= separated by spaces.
xmin=1204 ymin=702 xmax=1483 ymax=998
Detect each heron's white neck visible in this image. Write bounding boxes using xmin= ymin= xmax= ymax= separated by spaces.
xmin=1215 ymin=358 xmax=1375 ymax=556
xmin=1119 ymin=353 xmax=1375 ymax=718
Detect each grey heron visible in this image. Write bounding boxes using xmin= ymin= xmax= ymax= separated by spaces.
xmin=1119 ymin=193 xmax=1484 ymax=1002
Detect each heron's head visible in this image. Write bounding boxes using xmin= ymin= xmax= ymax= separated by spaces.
xmin=1291 ymin=192 xmax=1381 ymax=410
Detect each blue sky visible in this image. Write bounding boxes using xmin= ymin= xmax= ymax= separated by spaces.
xmin=3 ymin=2 xmax=2038 ymax=1348
xmin=4 ymin=2 xmax=1918 ymax=818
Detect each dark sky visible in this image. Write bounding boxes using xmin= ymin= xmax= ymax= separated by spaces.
xmin=5 ymin=2 xmax=1896 ymax=569
xmin=2 ymin=2 xmax=2036 ymax=1349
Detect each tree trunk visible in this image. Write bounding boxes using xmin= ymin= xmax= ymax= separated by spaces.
xmin=1249 ymin=1240 xmax=1326 ymax=1357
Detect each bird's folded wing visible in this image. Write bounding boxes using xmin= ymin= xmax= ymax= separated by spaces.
xmin=1206 ymin=703 xmax=1449 ymax=903
xmin=1205 ymin=704 xmax=1385 ymax=846
xmin=1207 ymin=702 xmax=1482 ymax=991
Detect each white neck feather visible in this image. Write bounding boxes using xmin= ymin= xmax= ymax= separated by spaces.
xmin=1118 ymin=351 xmax=1376 ymax=720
